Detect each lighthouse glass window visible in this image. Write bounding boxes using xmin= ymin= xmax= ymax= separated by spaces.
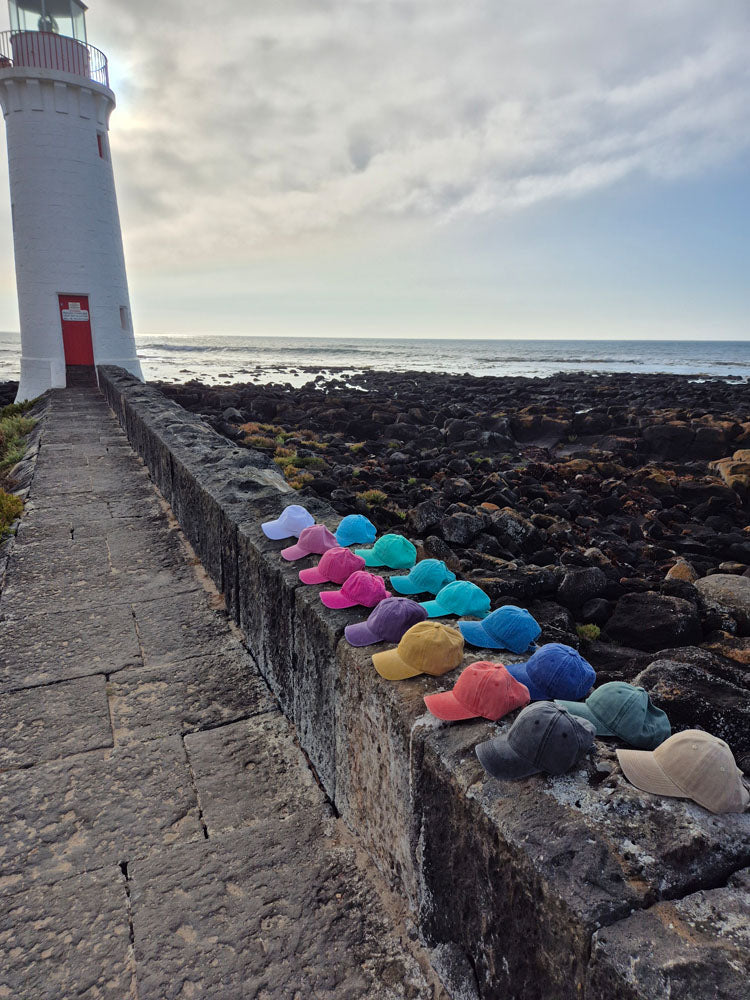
xmin=9 ymin=1 xmax=88 ymax=43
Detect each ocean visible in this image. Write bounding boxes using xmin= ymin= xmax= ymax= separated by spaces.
xmin=1 ymin=333 xmax=749 ymax=387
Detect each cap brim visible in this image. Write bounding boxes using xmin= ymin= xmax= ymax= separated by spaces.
xmin=390 ymin=575 xmax=422 ymax=595
xmin=616 ymin=748 xmax=687 ymax=801
xmin=555 ymin=700 xmax=616 ymax=738
xmin=504 ymin=661 xmax=547 ymax=702
xmin=320 ymin=590 xmax=358 ymax=609
xmin=262 ymin=520 xmax=295 ymax=540
xmin=280 ymin=543 xmax=309 ymax=561
xmin=344 ymin=622 xmax=382 ymax=647
xmin=457 ymin=620 xmax=505 ymax=650
xmin=354 ymin=548 xmax=383 ymax=566
xmin=298 ymin=566 xmax=330 ymax=585
xmin=372 ymin=648 xmax=421 ymax=680
xmin=475 ymin=737 xmax=540 ymax=780
xmin=420 ymin=599 xmax=450 ymax=618
xmin=424 ymin=690 xmax=478 ymax=721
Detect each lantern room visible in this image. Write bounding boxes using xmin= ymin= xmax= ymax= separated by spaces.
xmin=9 ymin=0 xmax=87 ymax=42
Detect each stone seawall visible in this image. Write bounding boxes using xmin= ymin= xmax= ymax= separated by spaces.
xmin=98 ymin=367 xmax=750 ymax=1000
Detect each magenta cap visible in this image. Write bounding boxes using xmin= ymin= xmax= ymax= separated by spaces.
xmin=320 ymin=570 xmax=391 ymax=610
xmin=281 ymin=524 xmax=338 ymax=561
xmin=299 ymin=547 xmax=366 ymax=585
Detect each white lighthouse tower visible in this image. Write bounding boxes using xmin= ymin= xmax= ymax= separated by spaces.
xmin=0 ymin=0 xmax=142 ymax=401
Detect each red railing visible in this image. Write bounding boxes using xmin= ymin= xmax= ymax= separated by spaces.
xmin=0 ymin=30 xmax=108 ymax=87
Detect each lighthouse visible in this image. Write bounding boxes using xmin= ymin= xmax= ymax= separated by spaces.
xmin=0 ymin=0 xmax=142 ymax=401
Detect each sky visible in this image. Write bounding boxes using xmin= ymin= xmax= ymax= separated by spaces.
xmin=0 ymin=0 xmax=748 ymax=340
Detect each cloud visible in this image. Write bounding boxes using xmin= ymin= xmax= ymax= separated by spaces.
xmin=87 ymin=0 xmax=750 ymax=265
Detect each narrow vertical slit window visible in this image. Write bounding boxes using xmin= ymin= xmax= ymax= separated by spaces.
xmin=97 ymin=131 xmax=108 ymax=160
xmin=120 ymin=306 xmax=129 ymax=330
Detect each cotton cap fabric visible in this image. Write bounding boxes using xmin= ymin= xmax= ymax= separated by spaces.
xmin=320 ymin=570 xmax=390 ymax=610
xmin=354 ymin=534 xmax=418 ymax=570
xmin=424 ymin=661 xmax=530 ymax=722
xmin=617 ymin=730 xmax=750 ymax=814
xmin=476 ymin=702 xmax=596 ymax=780
xmin=281 ymin=524 xmax=338 ymax=561
xmin=458 ymin=605 xmax=541 ymax=654
xmin=372 ymin=621 xmax=464 ymax=680
xmin=506 ymin=643 xmax=595 ymax=702
xmin=556 ymin=682 xmax=670 ymax=750
xmin=345 ymin=597 xmax=428 ymax=647
xmin=336 ymin=514 xmax=377 ymax=548
xmin=420 ymin=580 xmax=491 ymax=620
xmin=390 ymin=559 xmax=457 ymax=596
xmin=299 ymin=547 xmax=365 ymax=586
xmin=262 ymin=504 xmax=315 ymax=540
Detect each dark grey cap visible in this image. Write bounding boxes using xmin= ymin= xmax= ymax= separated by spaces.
xmin=476 ymin=702 xmax=596 ymax=780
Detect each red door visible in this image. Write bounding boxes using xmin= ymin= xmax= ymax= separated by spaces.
xmin=59 ymin=294 xmax=94 ymax=365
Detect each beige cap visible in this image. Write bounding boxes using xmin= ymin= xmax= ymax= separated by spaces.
xmin=617 ymin=729 xmax=750 ymax=814
xmin=372 ymin=621 xmax=464 ymax=681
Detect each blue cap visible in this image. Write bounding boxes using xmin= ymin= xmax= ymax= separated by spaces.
xmin=390 ymin=559 xmax=456 ymax=596
xmin=458 ymin=606 xmax=541 ymax=654
xmin=336 ymin=514 xmax=377 ymax=547
xmin=506 ymin=643 xmax=595 ymax=702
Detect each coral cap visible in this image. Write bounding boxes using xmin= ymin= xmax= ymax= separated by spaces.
xmin=424 ymin=661 xmax=530 ymax=722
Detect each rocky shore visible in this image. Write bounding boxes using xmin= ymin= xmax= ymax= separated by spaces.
xmin=151 ymin=369 xmax=750 ymax=765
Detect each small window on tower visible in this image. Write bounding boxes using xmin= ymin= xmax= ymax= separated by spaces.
xmin=120 ymin=306 xmax=129 ymax=330
xmin=97 ymin=132 xmax=109 ymax=160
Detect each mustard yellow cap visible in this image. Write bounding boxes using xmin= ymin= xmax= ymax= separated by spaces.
xmin=372 ymin=620 xmax=465 ymax=681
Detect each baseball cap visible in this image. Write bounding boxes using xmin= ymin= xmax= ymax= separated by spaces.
xmin=617 ymin=730 xmax=750 ymax=814
xmin=556 ymin=682 xmax=670 ymax=750
xmin=372 ymin=621 xmax=464 ymax=681
xmin=458 ymin=605 xmax=541 ymax=654
xmin=345 ymin=597 xmax=428 ymax=647
xmin=424 ymin=661 xmax=530 ymax=722
xmin=354 ymin=534 xmax=418 ymax=570
xmin=420 ymin=580 xmax=491 ymax=620
xmin=261 ymin=504 xmax=315 ymax=540
xmin=506 ymin=643 xmax=595 ymax=702
xmin=336 ymin=514 xmax=377 ymax=547
xmin=281 ymin=524 xmax=338 ymax=561
xmin=320 ymin=570 xmax=390 ymax=610
xmin=390 ymin=559 xmax=457 ymax=596
xmin=299 ymin=547 xmax=365 ymax=586
xmin=476 ymin=702 xmax=596 ymax=780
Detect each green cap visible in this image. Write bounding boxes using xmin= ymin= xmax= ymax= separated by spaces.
xmin=556 ymin=682 xmax=671 ymax=750
xmin=354 ymin=533 xmax=417 ymax=569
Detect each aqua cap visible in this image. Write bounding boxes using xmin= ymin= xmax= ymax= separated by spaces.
xmin=336 ymin=514 xmax=377 ymax=548
xmin=458 ymin=605 xmax=541 ymax=654
xmin=390 ymin=559 xmax=456 ymax=596
xmin=556 ymin=682 xmax=671 ymax=750
xmin=354 ymin=533 xmax=417 ymax=570
xmin=420 ymin=580 xmax=491 ymax=619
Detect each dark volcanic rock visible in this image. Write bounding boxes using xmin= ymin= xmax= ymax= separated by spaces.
xmin=606 ymin=592 xmax=702 ymax=652
xmin=557 ymin=567 xmax=608 ymax=614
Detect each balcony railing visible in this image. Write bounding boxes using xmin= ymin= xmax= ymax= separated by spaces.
xmin=0 ymin=30 xmax=108 ymax=87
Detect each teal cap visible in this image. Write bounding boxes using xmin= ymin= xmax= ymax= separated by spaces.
xmin=354 ymin=533 xmax=417 ymax=569
xmin=390 ymin=559 xmax=456 ymax=596
xmin=420 ymin=580 xmax=491 ymax=619
xmin=556 ymin=682 xmax=671 ymax=750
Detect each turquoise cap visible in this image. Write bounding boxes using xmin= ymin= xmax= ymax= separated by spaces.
xmin=556 ymin=682 xmax=671 ymax=750
xmin=354 ymin=533 xmax=417 ymax=570
xmin=420 ymin=580 xmax=491 ymax=619
xmin=390 ymin=559 xmax=456 ymax=596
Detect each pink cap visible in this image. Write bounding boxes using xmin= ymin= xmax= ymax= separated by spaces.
xmin=320 ymin=570 xmax=391 ymax=609
xmin=281 ymin=524 xmax=338 ymax=561
xmin=299 ymin=547 xmax=366 ymax=585
xmin=424 ymin=660 xmax=530 ymax=722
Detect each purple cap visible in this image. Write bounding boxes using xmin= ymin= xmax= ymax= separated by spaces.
xmin=320 ymin=571 xmax=391 ymax=610
xmin=299 ymin=547 xmax=366 ymax=585
xmin=345 ymin=597 xmax=428 ymax=647
xmin=281 ymin=524 xmax=338 ymax=561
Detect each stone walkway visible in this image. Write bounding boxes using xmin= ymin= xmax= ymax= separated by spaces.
xmin=0 ymin=389 xmax=445 ymax=999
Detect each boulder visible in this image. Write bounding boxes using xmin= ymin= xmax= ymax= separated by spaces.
xmin=440 ymin=513 xmax=485 ymax=546
xmin=606 ymin=592 xmax=702 ymax=652
xmin=695 ymin=574 xmax=750 ymax=635
xmin=665 ymin=559 xmax=698 ymax=583
xmin=556 ymin=566 xmax=608 ymax=614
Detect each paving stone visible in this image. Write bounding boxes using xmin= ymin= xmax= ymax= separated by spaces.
xmin=0 ymin=866 xmax=134 ymax=999
xmin=0 ymin=674 xmax=112 ymax=768
xmin=0 ymin=736 xmax=204 ymax=892
xmin=0 ymin=603 xmax=142 ymax=691
xmin=184 ymin=712 xmax=322 ymax=836
xmin=108 ymin=648 xmax=273 ymax=743
xmin=131 ymin=589 xmax=236 ymax=664
xmin=129 ymin=824 xmax=438 ymax=1000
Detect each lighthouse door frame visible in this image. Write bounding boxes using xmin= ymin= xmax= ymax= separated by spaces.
xmin=58 ymin=292 xmax=94 ymax=366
